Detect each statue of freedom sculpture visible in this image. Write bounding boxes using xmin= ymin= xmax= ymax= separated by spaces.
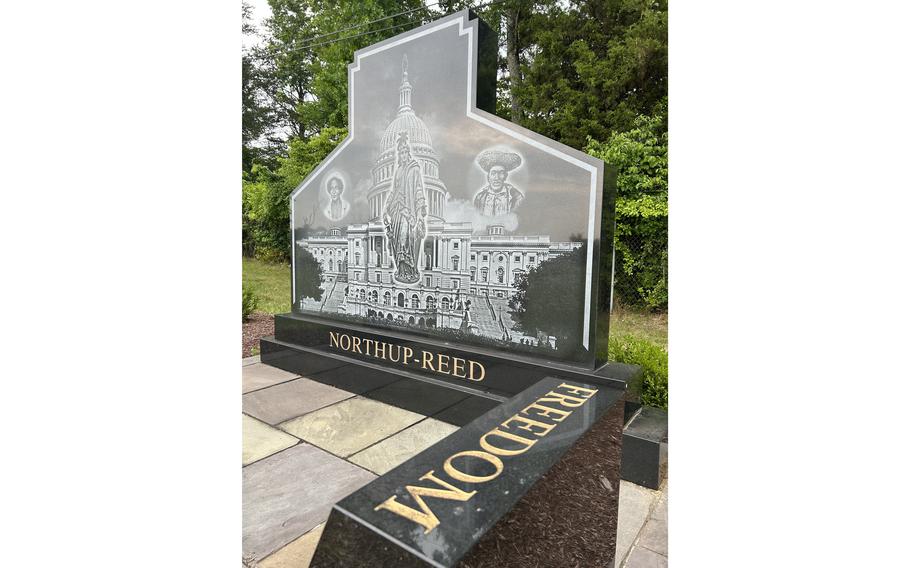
xmin=383 ymin=131 xmax=428 ymax=284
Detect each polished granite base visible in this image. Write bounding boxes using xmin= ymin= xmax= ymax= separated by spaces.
xmin=621 ymin=406 xmax=668 ymax=489
xmin=261 ymin=312 xmax=640 ymax=399
xmin=308 ymin=377 xmax=624 ymax=567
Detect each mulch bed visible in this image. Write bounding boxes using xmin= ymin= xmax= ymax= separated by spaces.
xmin=459 ymin=399 xmax=624 ymax=568
xmin=242 ymin=312 xmax=275 ymax=358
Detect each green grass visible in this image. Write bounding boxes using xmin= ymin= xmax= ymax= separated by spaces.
xmin=596 ymin=306 xmax=668 ymax=409
xmin=242 ymin=257 xmax=291 ymax=315
xmin=607 ymin=307 xmax=667 ymax=348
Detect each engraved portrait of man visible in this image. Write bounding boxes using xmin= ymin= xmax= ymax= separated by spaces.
xmin=473 ymin=149 xmax=524 ymax=216
xmin=383 ymin=132 xmax=428 ymax=284
xmin=323 ymin=175 xmax=350 ymax=221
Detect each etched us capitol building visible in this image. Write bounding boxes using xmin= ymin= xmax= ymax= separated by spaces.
xmin=298 ymin=56 xmax=582 ymax=345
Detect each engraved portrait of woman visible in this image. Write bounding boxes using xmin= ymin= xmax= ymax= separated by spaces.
xmin=323 ymin=175 xmax=350 ymax=222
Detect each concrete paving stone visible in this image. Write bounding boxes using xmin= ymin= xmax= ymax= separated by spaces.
xmin=242 ymin=355 xmax=261 ymax=367
xmin=652 ymin=489 xmax=667 ymax=522
xmin=279 ymin=397 xmax=425 ymax=457
xmin=243 ymin=378 xmax=355 ymax=425
xmin=363 ymin=379 xmax=470 ymax=416
xmin=637 ymin=517 xmax=668 ymax=556
xmin=432 ymin=395 xmax=502 ymax=427
xmin=305 ymin=363 xmax=402 ymax=394
xmin=242 ymin=414 xmax=299 ymax=466
xmin=349 ymin=418 xmax=459 ymax=475
xmin=243 ymin=363 xmax=300 ymax=394
xmin=259 ymin=523 xmax=325 ymax=568
xmin=615 ymin=481 xmax=660 ymax=567
xmin=243 ymin=444 xmax=375 ymax=561
xmin=623 ymin=545 xmax=668 ymax=568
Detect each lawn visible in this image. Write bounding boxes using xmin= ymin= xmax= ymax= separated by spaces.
xmin=242 ymin=257 xmax=291 ymax=314
xmin=607 ymin=307 xmax=667 ymax=348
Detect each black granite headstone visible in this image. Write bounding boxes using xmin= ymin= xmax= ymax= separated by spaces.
xmin=255 ymin=10 xmax=638 ymax=566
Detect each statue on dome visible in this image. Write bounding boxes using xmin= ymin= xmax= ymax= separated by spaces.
xmin=383 ymin=131 xmax=428 ymax=284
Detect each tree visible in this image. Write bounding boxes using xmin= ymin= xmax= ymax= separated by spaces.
xmin=258 ymin=0 xmax=319 ymax=140
xmin=258 ymin=0 xmax=429 ymax=139
xmin=295 ymin=248 xmax=324 ymax=301
xmin=587 ymin=105 xmax=668 ymax=310
xmin=509 ymin=246 xmax=587 ymax=353
xmin=242 ymin=3 xmax=279 ymax=172
xmin=304 ymin=0 xmax=429 ymax=130
xmin=515 ymin=0 xmax=668 ymax=150
xmin=243 ymin=127 xmax=347 ymax=260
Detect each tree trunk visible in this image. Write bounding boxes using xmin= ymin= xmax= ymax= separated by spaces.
xmin=505 ymin=6 xmax=522 ymax=123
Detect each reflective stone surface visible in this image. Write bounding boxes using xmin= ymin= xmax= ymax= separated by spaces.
xmin=266 ymin=315 xmax=636 ymax=398
xmin=309 ymin=377 xmax=623 ymax=567
xmin=242 ymin=414 xmax=298 ymax=466
xmin=242 ymin=362 xmax=300 ymax=394
xmin=288 ymin=10 xmax=615 ymax=369
xmin=365 ymin=378 xmax=470 ymax=416
xmin=349 ymin=418 xmax=459 ymax=475
xmin=243 ymin=377 xmax=354 ymax=425
xmin=279 ymin=397 xmax=425 ymax=457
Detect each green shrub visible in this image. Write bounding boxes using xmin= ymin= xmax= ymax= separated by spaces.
xmin=586 ymin=108 xmax=668 ymax=312
xmin=242 ymin=128 xmax=347 ymax=261
xmin=242 ymin=286 xmax=259 ymax=322
xmin=606 ymin=333 xmax=668 ymax=410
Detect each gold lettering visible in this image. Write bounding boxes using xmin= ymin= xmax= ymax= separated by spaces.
xmin=389 ymin=344 xmax=402 ymax=363
xmin=443 ymin=451 xmax=503 ymax=483
xmin=556 ymin=383 xmax=599 ymax=399
xmin=502 ymin=414 xmax=558 ymax=437
xmin=537 ymin=391 xmax=588 ymax=408
xmin=329 ymin=331 xmax=340 ymax=348
xmin=362 ymin=338 xmax=374 ymax=355
xmin=452 ymin=357 xmax=466 ymax=378
xmin=402 ymin=346 xmax=414 ymax=365
xmin=522 ymin=402 xmax=572 ymax=422
xmin=437 ymin=354 xmax=451 ymax=374
xmin=422 ymin=350 xmax=436 ymax=371
xmin=467 ymin=360 xmax=485 ymax=381
xmin=375 ymin=341 xmax=387 ymax=360
xmin=351 ymin=336 xmax=362 ymax=354
xmin=373 ymin=470 xmax=476 ymax=534
xmin=479 ymin=428 xmax=537 ymax=456
xmin=338 ymin=334 xmax=351 ymax=351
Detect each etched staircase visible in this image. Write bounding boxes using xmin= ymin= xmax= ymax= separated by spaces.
xmin=319 ymin=280 xmax=346 ymax=313
xmin=467 ymin=295 xmax=508 ymax=340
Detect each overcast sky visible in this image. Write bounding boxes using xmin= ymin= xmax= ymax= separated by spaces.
xmin=242 ymin=0 xmax=271 ymax=49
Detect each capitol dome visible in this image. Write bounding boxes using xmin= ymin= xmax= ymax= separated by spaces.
xmin=368 ymin=55 xmax=447 ymax=221
xmin=379 ymin=112 xmax=435 ymax=159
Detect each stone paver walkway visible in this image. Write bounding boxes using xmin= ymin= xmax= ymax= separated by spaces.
xmin=617 ymin=481 xmax=668 ymax=567
xmin=242 ymin=356 xmax=668 ymax=567
xmin=241 ymin=360 xmax=484 ymax=566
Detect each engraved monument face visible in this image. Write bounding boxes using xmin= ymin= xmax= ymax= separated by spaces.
xmin=290 ymin=11 xmax=610 ymax=367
